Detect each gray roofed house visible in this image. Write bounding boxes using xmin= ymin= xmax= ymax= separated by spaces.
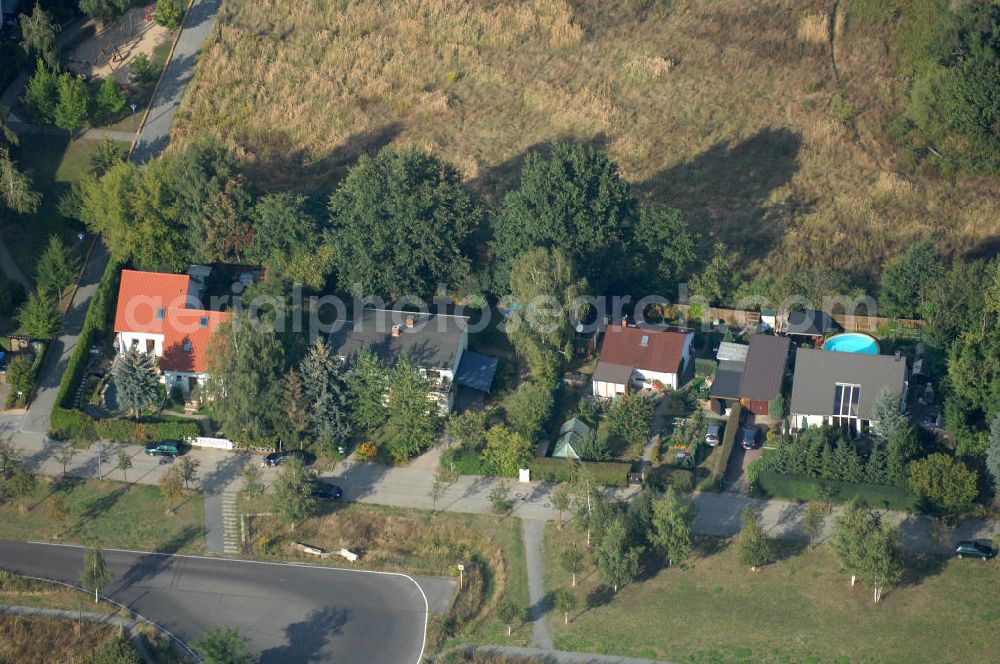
xmin=739 ymin=334 xmax=790 ymax=402
xmin=592 ymin=362 xmax=633 ymax=386
xmin=790 ymin=348 xmax=907 ymax=435
xmin=785 ymin=309 xmax=836 ymax=337
xmin=709 ymin=360 xmax=744 ymax=400
xmin=328 ymin=308 xmax=470 ymax=413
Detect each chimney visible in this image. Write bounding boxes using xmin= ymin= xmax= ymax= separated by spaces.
xmin=391 ymin=324 xmax=401 ymax=337
xmin=406 ymin=316 xmax=414 ymax=329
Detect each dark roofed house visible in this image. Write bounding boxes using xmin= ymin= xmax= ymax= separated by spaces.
xmin=784 ymin=309 xmax=837 ymax=339
xmin=790 ymin=348 xmax=907 ymax=436
xmin=328 ymin=308 xmax=477 ymax=413
xmin=738 ymin=334 xmax=791 ymax=418
xmin=709 ymin=359 xmax=745 ymax=415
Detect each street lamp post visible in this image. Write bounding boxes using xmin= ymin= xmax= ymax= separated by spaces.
xmin=456 ymin=563 xmax=464 ymax=590
xmin=130 ymin=103 xmax=139 ymax=134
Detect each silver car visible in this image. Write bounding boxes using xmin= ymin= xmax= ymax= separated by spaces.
xmin=705 ymin=423 xmax=721 ymax=447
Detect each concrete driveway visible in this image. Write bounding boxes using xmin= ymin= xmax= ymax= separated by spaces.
xmin=0 ymin=540 xmax=452 ymax=663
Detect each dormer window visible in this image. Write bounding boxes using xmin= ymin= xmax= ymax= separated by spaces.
xmin=640 ymin=335 xmax=649 ymax=347
xmin=156 ymin=308 xmax=165 ymax=320
xmin=182 ymin=341 xmax=192 ymax=352
xmin=200 ymin=316 xmax=209 ymax=328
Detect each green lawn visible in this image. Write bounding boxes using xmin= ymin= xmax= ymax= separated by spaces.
xmin=543 ymin=524 xmax=1000 ymax=664
xmin=0 ymin=476 xmax=204 ymax=554
xmin=99 ymin=34 xmax=175 ymax=133
xmin=1 ymin=136 xmax=127 ymax=284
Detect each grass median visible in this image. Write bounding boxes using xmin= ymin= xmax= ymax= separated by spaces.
xmin=542 ymin=523 xmax=1000 ymax=663
xmin=0 ymin=476 xmax=204 ymax=554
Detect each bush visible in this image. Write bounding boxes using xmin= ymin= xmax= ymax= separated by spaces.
xmin=694 ymin=357 xmax=717 ymax=377
xmin=50 ymin=407 xmax=199 ymax=444
xmin=528 ymin=458 xmax=630 ymax=487
xmin=130 ymin=54 xmax=163 ymax=85
xmin=155 ymin=0 xmax=184 ymax=29
xmin=757 ymin=474 xmax=919 ymax=511
xmin=440 ymin=447 xmax=489 ymax=476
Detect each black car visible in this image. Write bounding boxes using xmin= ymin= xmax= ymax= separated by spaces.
xmin=741 ymin=427 xmax=758 ymax=450
xmin=312 ymin=482 xmax=343 ymax=500
xmin=955 ymin=541 xmax=996 ymax=560
xmin=261 ymin=449 xmax=315 ymax=467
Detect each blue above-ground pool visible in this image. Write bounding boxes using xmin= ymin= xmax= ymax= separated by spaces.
xmin=823 ymin=332 xmax=880 ymax=355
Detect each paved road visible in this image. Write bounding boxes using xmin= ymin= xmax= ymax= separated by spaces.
xmin=0 ymin=540 xmax=449 ymax=663
xmin=522 ymin=519 xmax=553 ymax=649
xmin=131 ymin=0 xmax=219 ymax=164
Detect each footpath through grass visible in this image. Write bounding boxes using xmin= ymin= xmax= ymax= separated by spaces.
xmin=543 ymin=524 xmax=1000 ymax=664
xmin=0 ymin=476 xmax=204 ymax=554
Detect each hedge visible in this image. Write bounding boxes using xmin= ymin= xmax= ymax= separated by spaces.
xmin=50 ymin=406 xmax=199 ymax=444
xmin=757 ymin=473 xmax=918 ymax=511
xmin=54 ymin=257 xmax=122 ymax=410
xmin=694 ymin=357 xmax=718 ymax=377
xmin=703 ymin=403 xmax=741 ymax=492
xmin=528 ymin=458 xmax=631 ymax=487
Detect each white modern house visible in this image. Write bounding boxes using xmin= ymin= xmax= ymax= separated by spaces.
xmin=789 ymin=348 xmax=908 ymax=435
xmin=113 ymin=269 xmax=228 ymax=395
xmin=592 ymin=324 xmax=694 ymax=398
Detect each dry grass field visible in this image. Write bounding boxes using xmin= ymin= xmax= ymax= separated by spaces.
xmin=0 ymin=614 xmax=123 ymax=664
xmin=171 ymin=0 xmax=1000 ymax=282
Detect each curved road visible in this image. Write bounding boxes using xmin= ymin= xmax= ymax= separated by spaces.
xmin=0 ymin=540 xmax=439 ymax=663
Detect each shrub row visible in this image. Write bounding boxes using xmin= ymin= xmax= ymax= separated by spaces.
xmin=54 ymin=257 xmax=122 ymax=410
xmin=703 ymin=403 xmax=741 ymax=492
xmin=756 ymin=473 xmax=918 ymax=511
xmin=50 ymin=407 xmax=199 ymax=444
xmin=528 ymin=457 xmax=631 ymax=487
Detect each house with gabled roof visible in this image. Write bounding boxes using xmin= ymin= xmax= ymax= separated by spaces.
xmin=592 ymin=324 xmax=694 ymax=398
xmin=113 ymin=269 xmax=229 ymax=396
xmin=790 ymin=348 xmax=907 ymax=435
xmin=328 ymin=308 xmax=497 ymax=414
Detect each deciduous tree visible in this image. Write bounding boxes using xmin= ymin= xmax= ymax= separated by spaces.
xmin=631 ymin=205 xmax=696 ymax=296
xmin=249 ymin=193 xmax=332 ymax=289
xmin=116 ymin=450 xmax=132 ymax=485
xmin=506 ymin=247 xmax=586 ymax=383
xmin=382 ymin=357 xmax=437 ymax=463
xmin=177 ymin=456 xmax=200 ymax=491
xmin=193 ymin=627 xmax=255 ymax=664
xmin=593 ymin=515 xmax=640 ymax=592
xmin=10 ymin=466 xmax=37 ymax=513
xmin=650 ymin=487 xmax=695 ymax=567
xmin=550 ymin=587 xmax=578 ymax=625
xmin=445 ymin=409 xmax=486 ymax=451
xmin=270 ymin=456 xmax=316 ymax=530
xmin=20 ymin=3 xmax=59 ymax=70
xmin=206 ymin=316 xmax=286 ymax=445
xmin=831 ymin=498 xmax=874 ymax=586
xmin=95 ymin=77 xmax=127 ymax=121
xmin=908 ymin=453 xmax=979 ymax=513
xmin=110 ymin=349 xmax=160 ymax=418
xmin=327 ymin=148 xmax=482 ymax=298
xmin=560 ymin=544 xmax=584 ymax=587
xmin=607 ymin=393 xmax=655 ymax=447
xmin=80 ymin=546 xmax=112 ymax=602
xmin=22 ymin=61 xmax=58 ymax=124
xmin=79 ymin=0 xmax=131 ymax=25
xmin=858 ymin=520 xmax=902 ymax=604
xmin=493 ymin=141 xmax=633 ymax=293
xmin=53 ymin=442 xmax=78 ymax=477
xmin=481 ymin=424 xmax=533 ymax=477
xmin=505 ymin=381 xmax=553 ymax=440
xmin=551 ymin=483 xmax=571 ymax=526
xmin=53 ymin=73 xmax=90 ymax=132
xmin=498 ymin=598 xmax=521 ymax=637
xmin=988 ymin=412 xmax=1000 ymax=500
xmin=735 ymin=508 xmax=773 ymax=571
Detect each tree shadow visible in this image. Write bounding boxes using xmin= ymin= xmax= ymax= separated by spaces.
xmin=258 ymin=606 xmax=349 ymax=664
xmin=899 ymin=553 xmax=948 ymax=589
xmin=636 ymin=127 xmax=807 ymax=265
xmin=111 ymin=526 xmax=203 ymax=594
xmin=585 ymin=584 xmax=615 ymax=609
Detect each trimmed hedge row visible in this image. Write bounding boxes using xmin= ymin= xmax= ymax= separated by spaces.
xmin=55 ymin=256 xmax=122 ymax=410
xmin=757 ymin=473 xmax=918 ymax=511
xmin=50 ymin=407 xmax=200 ymax=444
xmin=704 ymin=403 xmax=741 ymax=492
xmin=528 ymin=457 xmax=631 ymax=487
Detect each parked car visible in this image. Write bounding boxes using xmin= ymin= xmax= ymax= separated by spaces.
xmin=312 ymin=481 xmax=343 ymax=500
xmin=705 ymin=423 xmax=722 ymax=447
xmin=955 ymin=541 xmax=996 ymax=560
xmin=261 ymin=449 xmax=316 ymax=468
xmin=741 ymin=427 xmax=758 ymax=450
xmin=144 ymin=440 xmax=184 ymax=457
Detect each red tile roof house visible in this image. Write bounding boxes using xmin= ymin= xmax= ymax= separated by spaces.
xmin=113 ymin=269 xmax=229 ymax=396
xmin=591 ymin=325 xmax=694 ymax=398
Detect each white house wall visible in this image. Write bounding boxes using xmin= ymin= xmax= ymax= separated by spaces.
xmin=117 ymin=332 xmax=165 ymax=357
xmin=592 ymin=380 xmax=627 ymax=399
xmin=633 ymin=369 xmax=679 ymax=390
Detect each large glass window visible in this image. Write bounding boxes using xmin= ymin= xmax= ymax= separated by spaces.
xmin=833 ymin=383 xmax=861 ymax=429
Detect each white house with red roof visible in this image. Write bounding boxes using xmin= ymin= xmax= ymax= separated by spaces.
xmin=113 ymin=269 xmax=229 ymax=395
xmin=592 ymin=324 xmax=694 ymax=398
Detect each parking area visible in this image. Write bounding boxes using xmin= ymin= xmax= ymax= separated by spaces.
xmin=722 ymin=422 xmax=768 ymax=492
